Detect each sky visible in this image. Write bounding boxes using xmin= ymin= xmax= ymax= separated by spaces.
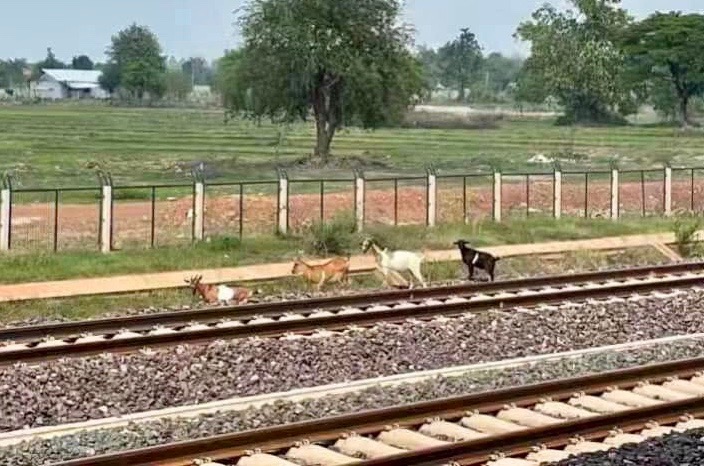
xmin=0 ymin=0 xmax=701 ymax=63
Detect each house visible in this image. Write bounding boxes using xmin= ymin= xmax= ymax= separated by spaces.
xmin=35 ymin=69 xmax=109 ymax=100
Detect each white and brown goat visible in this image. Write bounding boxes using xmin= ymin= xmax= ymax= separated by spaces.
xmin=185 ymin=275 xmax=253 ymax=305
xmin=291 ymin=256 xmax=351 ymax=291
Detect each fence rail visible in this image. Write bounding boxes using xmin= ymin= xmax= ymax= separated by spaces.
xmin=0 ymin=164 xmax=701 ymax=254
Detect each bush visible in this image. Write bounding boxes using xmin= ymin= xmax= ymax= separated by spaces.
xmin=400 ymin=110 xmax=502 ymax=130
xmin=304 ymin=211 xmax=357 ymax=256
xmin=673 ymin=215 xmax=703 ymax=257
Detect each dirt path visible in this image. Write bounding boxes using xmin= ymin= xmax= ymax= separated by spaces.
xmin=0 ymin=232 xmax=688 ymax=302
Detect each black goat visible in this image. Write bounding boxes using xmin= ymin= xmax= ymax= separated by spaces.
xmin=453 ymin=239 xmax=500 ymax=282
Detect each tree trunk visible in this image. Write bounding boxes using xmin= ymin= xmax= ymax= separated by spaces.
xmin=314 ymin=118 xmax=333 ymax=162
xmin=680 ymin=95 xmax=693 ymax=127
xmin=312 ymin=72 xmax=342 ymax=163
xmin=457 ymin=83 xmax=465 ymax=102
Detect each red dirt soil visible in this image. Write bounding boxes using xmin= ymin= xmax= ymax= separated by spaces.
xmin=7 ymin=179 xmax=704 ymax=252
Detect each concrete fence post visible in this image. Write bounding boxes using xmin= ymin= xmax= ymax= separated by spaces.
xmin=354 ymin=169 xmax=365 ymax=232
xmin=193 ymin=181 xmax=205 ymax=241
xmin=0 ymin=175 xmax=11 ymax=251
xmin=97 ymin=170 xmax=113 ymax=253
xmin=190 ymin=167 xmax=206 ymax=242
xmin=664 ymin=164 xmax=672 ymax=217
xmin=277 ymin=169 xmax=289 ymax=235
xmin=610 ymin=166 xmax=620 ymax=220
xmin=493 ymin=170 xmax=502 ymax=222
xmin=426 ymin=166 xmax=437 ymax=227
xmin=553 ymin=165 xmax=562 ymax=219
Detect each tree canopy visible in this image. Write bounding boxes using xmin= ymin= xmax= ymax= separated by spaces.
xmin=437 ymin=28 xmax=482 ymax=102
xmin=71 ymin=55 xmax=94 ymax=70
xmin=620 ymin=12 xmax=704 ymax=126
xmin=102 ymin=24 xmax=166 ymax=99
xmin=0 ymin=59 xmax=29 ymax=88
xmin=34 ymin=47 xmax=65 ymax=75
xmin=515 ymin=0 xmax=636 ymax=124
xmin=222 ymin=0 xmax=424 ymax=162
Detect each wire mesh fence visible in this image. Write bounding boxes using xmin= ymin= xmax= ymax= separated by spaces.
xmin=287 ymin=178 xmax=355 ymax=232
xmin=111 ymin=186 xmax=158 ymax=249
xmin=9 ymin=188 xmax=100 ymax=252
xmin=4 ymin=166 xmax=704 ymax=254
xmin=364 ymin=176 xmax=428 ymax=226
xmin=203 ymin=181 xmax=279 ymax=239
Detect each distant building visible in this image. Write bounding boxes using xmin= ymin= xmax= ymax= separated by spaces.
xmin=35 ymin=69 xmax=109 ymax=100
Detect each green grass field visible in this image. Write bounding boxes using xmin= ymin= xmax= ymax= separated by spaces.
xmin=1 ymin=103 xmax=703 ymax=189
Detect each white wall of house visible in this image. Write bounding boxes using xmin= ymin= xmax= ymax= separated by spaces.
xmin=35 ymin=75 xmax=67 ymax=100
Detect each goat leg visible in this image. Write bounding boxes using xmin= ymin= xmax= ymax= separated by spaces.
xmin=316 ymin=271 xmax=327 ymax=292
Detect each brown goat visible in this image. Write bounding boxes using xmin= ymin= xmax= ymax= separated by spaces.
xmin=185 ymin=275 xmax=253 ymax=305
xmin=291 ymin=256 xmax=351 ymax=291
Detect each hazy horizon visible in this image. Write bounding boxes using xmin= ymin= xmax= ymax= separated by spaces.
xmin=0 ymin=0 xmax=700 ymax=63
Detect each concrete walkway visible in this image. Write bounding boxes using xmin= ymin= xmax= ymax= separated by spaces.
xmin=0 ymin=232 xmax=688 ymax=303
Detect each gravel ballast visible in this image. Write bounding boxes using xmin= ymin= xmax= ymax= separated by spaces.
xmin=2 ymin=290 xmax=704 ymax=433
xmin=551 ymin=429 xmax=704 ymax=465
xmin=3 ymin=339 xmax=704 ymax=466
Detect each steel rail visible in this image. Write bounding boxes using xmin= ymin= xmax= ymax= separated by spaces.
xmin=354 ymin=398 xmax=704 ymax=466
xmin=50 ymin=356 xmax=704 ymax=466
xmin=3 ymin=261 xmax=703 ymax=343
xmin=3 ymin=269 xmax=704 ymax=366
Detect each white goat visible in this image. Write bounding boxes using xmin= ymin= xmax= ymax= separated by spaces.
xmin=361 ymin=238 xmax=427 ymax=288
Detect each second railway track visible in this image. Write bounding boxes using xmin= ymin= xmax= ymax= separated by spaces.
xmin=51 ymin=356 xmax=704 ymax=466
xmin=3 ymin=262 xmax=704 ymax=365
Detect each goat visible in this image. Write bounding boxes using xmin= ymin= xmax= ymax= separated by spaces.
xmin=185 ymin=275 xmax=253 ymax=305
xmin=453 ymin=239 xmax=500 ymax=282
xmin=291 ymin=256 xmax=351 ymax=291
xmin=361 ymin=238 xmax=427 ymax=288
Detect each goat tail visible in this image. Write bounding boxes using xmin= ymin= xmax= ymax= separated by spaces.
xmin=420 ymin=247 xmax=431 ymax=262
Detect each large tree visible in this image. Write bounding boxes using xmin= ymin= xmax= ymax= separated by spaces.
xmin=103 ymin=24 xmax=166 ymax=99
xmin=224 ymin=0 xmax=424 ymax=162
xmin=437 ymin=28 xmax=482 ymax=102
xmin=620 ymin=12 xmax=704 ymax=126
xmin=515 ymin=0 xmax=636 ymax=124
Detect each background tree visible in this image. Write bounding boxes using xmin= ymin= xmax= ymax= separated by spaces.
xmin=0 ymin=59 xmax=29 ymax=89
xmin=182 ymin=57 xmax=212 ymax=86
xmin=164 ymin=69 xmax=193 ymax=100
xmin=437 ymin=28 xmax=482 ymax=102
xmin=34 ymin=47 xmax=65 ymax=76
xmin=224 ymin=0 xmax=424 ymax=163
xmin=104 ymin=23 xmax=166 ymax=99
xmin=514 ymin=58 xmax=550 ymax=106
xmin=620 ymin=12 xmax=704 ymax=126
xmin=98 ymin=63 xmax=121 ymax=94
xmin=71 ymin=55 xmax=94 ymax=70
xmin=416 ymin=45 xmax=441 ymax=101
xmin=481 ymin=52 xmax=522 ymax=95
xmin=515 ymin=0 xmax=635 ymax=124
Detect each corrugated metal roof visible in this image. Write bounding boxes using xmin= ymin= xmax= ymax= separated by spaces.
xmin=42 ymin=69 xmax=102 ymax=84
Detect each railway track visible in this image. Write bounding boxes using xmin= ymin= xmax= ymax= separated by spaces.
xmin=2 ymin=262 xmax=704 ymax=365
xmin=51 ymin=356 xmax=704 ymax=466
